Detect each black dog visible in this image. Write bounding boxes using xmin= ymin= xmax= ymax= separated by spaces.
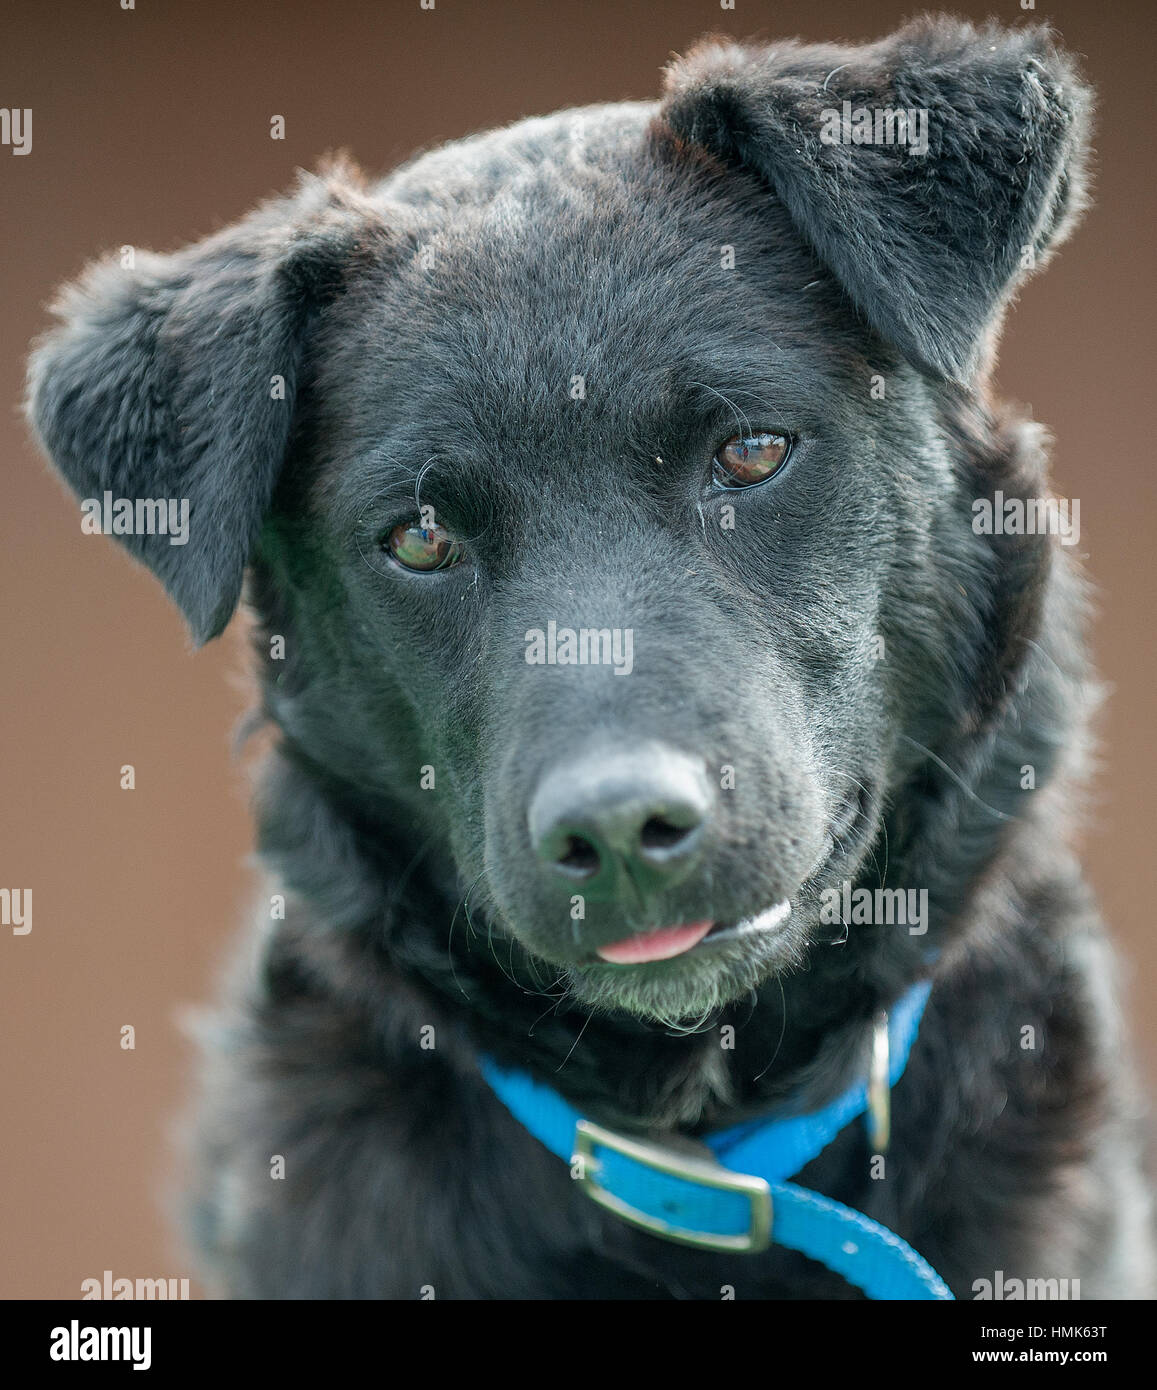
xmin=27 ymin=17 xmax=1154 ymax=1298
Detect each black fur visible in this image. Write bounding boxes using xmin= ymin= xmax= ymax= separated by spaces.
xmin=26 ymin=17 xmax=1154 ymax=1298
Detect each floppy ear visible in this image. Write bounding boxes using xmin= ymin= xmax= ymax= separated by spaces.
xmin=26 ymin=166 xmax=388 ymax=643
xmin=659 ymin=17 xmax=1093 ymax=382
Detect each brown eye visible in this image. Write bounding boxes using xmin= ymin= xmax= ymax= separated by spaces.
xmin=713 ymin=432 xmax=792 ymax=487
xmin=384 ymin=520 xmax=466 ymax=572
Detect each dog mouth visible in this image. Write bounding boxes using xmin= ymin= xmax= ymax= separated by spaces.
xmin=493 ymin=782 xmax=871 ymax=988
xmin=580 ymin=783 xmax=871 ymax=970
xmin=591 ymin=900 xmax=793 ymax=966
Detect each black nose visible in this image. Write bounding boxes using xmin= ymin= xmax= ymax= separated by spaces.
xmin=528 ymin=745 xmax=712 ymax=905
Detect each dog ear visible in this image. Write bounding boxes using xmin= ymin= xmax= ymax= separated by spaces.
xmin=658 ymin=17 xmax=1093 ymax=382
xmin=26 ymin=164 xmax=388 ymax=644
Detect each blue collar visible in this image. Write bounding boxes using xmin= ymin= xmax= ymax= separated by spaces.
xmin=480 ymin=979 xmax=952 ymax=1300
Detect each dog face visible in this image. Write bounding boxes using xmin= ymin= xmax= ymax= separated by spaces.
xmin=27 ymin=19 xmax=1091 ymax=1024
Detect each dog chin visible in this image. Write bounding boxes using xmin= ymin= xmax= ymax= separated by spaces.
xmin=561 ymin=931 xmax=803 ymax=1027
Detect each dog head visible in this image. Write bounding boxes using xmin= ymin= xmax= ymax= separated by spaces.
xmin=27 ymin=18 xmax=1092 ymax=1024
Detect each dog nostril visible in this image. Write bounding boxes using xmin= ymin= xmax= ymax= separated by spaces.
xmin=639 ymin=815 xmax=695 ymax=854
xmin=557 ymin=834 xmax=601 ymax=877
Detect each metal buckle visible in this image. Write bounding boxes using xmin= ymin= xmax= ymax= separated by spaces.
xmin=572 ymin=1118 xmax=772 ymax=1254
xmin=867 ymin=1010 xmax=891 ymax=1153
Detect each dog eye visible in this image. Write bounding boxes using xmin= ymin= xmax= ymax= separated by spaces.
xmin=383 ymin=520 xmax=466 ymax=572
xmin=713 ymin=432 xmax=792 ymax=487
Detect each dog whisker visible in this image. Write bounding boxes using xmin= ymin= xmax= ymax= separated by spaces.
xmin=898 ymin=734 xmax=1016 ymax=823
xmin=553 ymin=1011 xmax=592 ymax=1071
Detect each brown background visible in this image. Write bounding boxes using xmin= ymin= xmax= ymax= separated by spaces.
xmin=1 ymin=0 xmax=1153 ymax=1299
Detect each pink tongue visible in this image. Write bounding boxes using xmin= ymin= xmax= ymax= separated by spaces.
xmin=595 ymin=920 xmax=715 ymax=965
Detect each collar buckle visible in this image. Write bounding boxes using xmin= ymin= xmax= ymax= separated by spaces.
xmin=866 ymin=1009 xmax=892 ymax=1152
xmin=572 ymin=1118 xmax=773 ymax=1254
